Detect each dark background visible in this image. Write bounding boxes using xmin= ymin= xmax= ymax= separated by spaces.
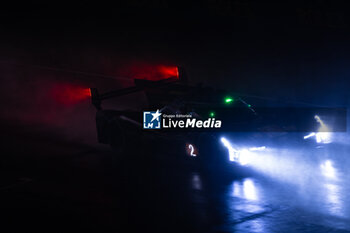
xmin=1 ymin=1 xmax=350 ymax=140
xmin=1 ymin=1 xmax=350 ymax=96
xmin=1 ymin=2 xmax=350 ymax=232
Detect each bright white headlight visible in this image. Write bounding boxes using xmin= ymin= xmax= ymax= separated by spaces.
xmin=220 ymin=137 xmax=239 ymax=162
xmin=304 ymin=115 xmax=332 ymax=144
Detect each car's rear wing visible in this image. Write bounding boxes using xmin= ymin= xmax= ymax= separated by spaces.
xmin=90 ymin=66 xmax=255 ymax=115
xmin=90 ymin=66 xmax=188 ymax=110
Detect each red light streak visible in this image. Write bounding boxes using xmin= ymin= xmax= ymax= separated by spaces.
xmin=120 ymin=63 xmax=179 ymax=81
xmin=51 ymin=84 xmax=91 ymax=106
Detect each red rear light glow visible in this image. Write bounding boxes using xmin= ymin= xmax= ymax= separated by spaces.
xmin=51 ymin=84 xmax=91 ymax=106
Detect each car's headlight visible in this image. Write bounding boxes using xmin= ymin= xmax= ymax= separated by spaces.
xmin=304 ymin=115 xmax=332 ymax=144
xmin=220 ymin=137 xmax=240 ymax=162
xmin=220 ymin=137 xmax=266 ymax=166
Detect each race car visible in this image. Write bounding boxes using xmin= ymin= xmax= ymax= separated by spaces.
xmin=89 ymin=66 xmax=346 ymax=172
xmin=89 ymin=66 xmax=260 ymax=169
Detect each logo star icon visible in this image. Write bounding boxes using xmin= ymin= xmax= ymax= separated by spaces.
xmin=151 ymin=110 xmax=161 ymax=122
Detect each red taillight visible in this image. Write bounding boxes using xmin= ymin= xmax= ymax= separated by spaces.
xmin=120 ymin=63 xmax=179 ymax=81
xmin=51 ymin=84 xmax=91 ymax=105
xmin=157 ymin=65 xmax=179 ymax=79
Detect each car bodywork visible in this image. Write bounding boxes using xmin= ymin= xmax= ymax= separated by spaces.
xmin=89 ymin=67 xmax=260 ymax=168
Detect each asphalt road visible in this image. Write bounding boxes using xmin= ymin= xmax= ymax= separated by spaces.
xmin=1 ymin=125 xmax=350 ymax=232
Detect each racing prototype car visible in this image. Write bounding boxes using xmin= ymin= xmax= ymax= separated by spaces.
xmin=89 ymin=67 xmax=259 ymax=169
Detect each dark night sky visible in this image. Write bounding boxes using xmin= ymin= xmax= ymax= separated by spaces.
xmin=1 ymin=1 xmax=350 ymax=130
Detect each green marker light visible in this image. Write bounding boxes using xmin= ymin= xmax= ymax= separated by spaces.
xmin=209 ymin=111 xmax=216 ymax=117
xmin=224 ymin=97 xmax=234 ymax=104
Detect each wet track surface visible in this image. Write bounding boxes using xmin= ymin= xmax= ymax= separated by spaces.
xmin=1 ymin=127 xmax=350 ymax=232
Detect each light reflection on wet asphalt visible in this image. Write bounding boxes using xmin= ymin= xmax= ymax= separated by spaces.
xmin=2 ymin=131 xmax=350 ymax=232
xmin=182 ymin=145 xmax=350 ymax=232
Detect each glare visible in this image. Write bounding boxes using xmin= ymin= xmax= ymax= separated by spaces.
xmin=243 ymin=179 xmax=259 ymax=201
xmin=249 ymin=146 xmax=266 ymax=151
xmin=233 ymin=178 xmax=259 ymax=201
xmin=239 ymin=149 xmax=252 ymax=165
xmin=191 ymin=173 xmax=202 ymax=191
xmin=304 ymin=115 xmax=332 ymax=144
xmin=224 ymin=97 xmax=234 ymax=104
xmin=220 ymin=137 xmax=231 ymax=148
xmin=320 ymin=160 xmax=337 ymax=180
xmin=220 ymin=137 xmax=262 ymax=165
xmin=320 ymin=158 xmax=343 ymax=216
xmin=324 ymin=183 xmax=342 ymax=216
xmin=316 ymin=132 xmax=332 ymax=144
xmin=304 ymin=132 xmax=316 ymax=139
xmin=220 ymin=137 xmax=239 ymax=162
